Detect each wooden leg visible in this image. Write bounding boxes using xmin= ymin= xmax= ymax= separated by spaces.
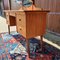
xmin=26 ymin=39 xmax=30 ymax=57
xmin=16 ymin=26 xmax=18 ymax=33
xmin=8 ymin=25 xmax=10 ymax=34
xmin=40 ymin=35 xmax=43 ymax=51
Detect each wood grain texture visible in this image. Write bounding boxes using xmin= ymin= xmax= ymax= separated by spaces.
xmin=5 ymin=10 xmax=48 ymax=38
xmin=35 ymin=0 xmax=60 ymax=33
xmin=26 ymin=11 xmax=47 ymax=39
xmin=5 ymin=10 xmax=49 ymax=57
xmin=47 ymin=14 xmax=60 ymax=33
xmin=16 ymin=13 xmax=26 ymax=37
xmin=56 ymin=0 xmax=60 ymax=12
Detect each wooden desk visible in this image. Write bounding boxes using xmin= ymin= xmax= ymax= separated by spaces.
xmin=4 ymin=10 xmax=49 ymax=57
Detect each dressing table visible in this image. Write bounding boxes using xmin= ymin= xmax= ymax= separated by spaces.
xmin=4 ymin=10 xmax=49 ymax=56
xmin=4 ymin=0 xmax=49 ymax=57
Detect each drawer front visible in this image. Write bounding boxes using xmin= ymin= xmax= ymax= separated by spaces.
xmin=16 ymin=14 xmax=26 ymax=27
xmin=18 ymin=26 xmax=26 ymax=37
xmin=16 ymin=14 xmax=26 ymax=37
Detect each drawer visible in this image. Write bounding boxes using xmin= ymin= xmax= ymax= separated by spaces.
xmin=17 ymin=26 xmax=26 ymax=37
xmin=16 ymin=14 xmax=26 ymax=27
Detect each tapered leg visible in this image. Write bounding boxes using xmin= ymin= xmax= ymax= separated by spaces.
xmin=8 ymin=25 xmax=10 ymax=34
xmin=40 ymin=35 xmax=43 ymax=51
xmin=26 ymin=39 xmax=30 ymax=57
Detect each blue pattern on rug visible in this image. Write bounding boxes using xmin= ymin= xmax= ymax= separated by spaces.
xmin=0 ymin=32 xmax=27 ymax=60
xmin=0 ymin=32 xmax=60 ymax=60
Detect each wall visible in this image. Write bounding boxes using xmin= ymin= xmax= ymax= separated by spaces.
xmin=35 ymin=0 xmax=60 ymax=34
xmin=3 ymin=0 xmax=10 ymax=10
xmin=10 ymin=0 xmax=21 ymax=10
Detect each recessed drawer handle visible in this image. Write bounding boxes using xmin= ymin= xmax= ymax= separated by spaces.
xmin=20 ymin=27 xmax=22 ymax=30
xmin=20 ymin=28 xmax=22 ymax=30
xmin=19 ymin=19 xmax=21 ymax=21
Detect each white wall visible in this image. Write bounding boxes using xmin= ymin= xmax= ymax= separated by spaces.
xmin=11 ymin=0 xmax=20 ymax=10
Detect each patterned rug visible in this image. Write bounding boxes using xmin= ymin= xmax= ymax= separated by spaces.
xmin=0 ymin=31 xmax=59 ymax=60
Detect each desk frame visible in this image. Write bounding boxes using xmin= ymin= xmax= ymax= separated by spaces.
xmin=5 ymin=10 xmax=49 ymax=57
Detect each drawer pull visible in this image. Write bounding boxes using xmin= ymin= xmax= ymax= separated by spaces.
xmin=20 ymin=28 xmax=22 ymax=30
xmin=19 ymin=19 xmax=21 ymax=21
xmin=20 ymin=27 xmax=22 ymax=30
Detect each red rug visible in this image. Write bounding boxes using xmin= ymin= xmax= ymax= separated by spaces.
xmin=0 ymin=32 xmax=53 ymax=60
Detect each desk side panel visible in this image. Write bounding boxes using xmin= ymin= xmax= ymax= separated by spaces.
xmin=26 ymin=11 xmax=47 ymax=39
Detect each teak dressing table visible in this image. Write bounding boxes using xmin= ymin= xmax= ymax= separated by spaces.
xmin=4 ymin=10 xmax=49 ymax=57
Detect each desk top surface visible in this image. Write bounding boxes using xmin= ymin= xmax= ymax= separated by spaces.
xmin=4 ymin=10 xmax=49 ymax=13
